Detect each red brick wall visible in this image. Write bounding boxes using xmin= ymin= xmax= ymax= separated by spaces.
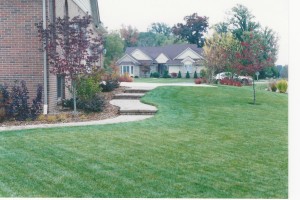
xmin=0 ymin=0 xmax=44 ymax=104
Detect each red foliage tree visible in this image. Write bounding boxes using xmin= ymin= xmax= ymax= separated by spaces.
xmin=234 ymin=31 xmax=277 ymax=104
xmin=120 ymin=25 xmax=139 ymax=48
xmin=37 ymin=15 xmax=104 ymax=113
xmin=172 ymin=13 xmax=209 ymax=47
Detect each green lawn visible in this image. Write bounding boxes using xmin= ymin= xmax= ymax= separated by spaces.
xmin=133 ymin=77 xmax=195 ymax=83
xmin=0 ymin=86 xmax=288 ymax=198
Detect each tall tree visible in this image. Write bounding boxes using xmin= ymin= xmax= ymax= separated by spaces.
xmin=228 ymin=4 xmax=260 ymax=42
xmin=213 ymin=22 xmax=229 ymax=34
xmin=149 ymin=22 xmax=172 ymax=37
xmin=172 ymin=13 xmax=209 ymax=47
xmin=37 ymin=15 xmax=103 ymax=113
xmin=104 ymin=32 xmax=124 ymax=68
xmin=120 ymin=25 xmax=139 ymax=48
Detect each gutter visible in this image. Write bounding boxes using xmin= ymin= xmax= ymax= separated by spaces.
xmin=42 ymin=0 xmax=48 ymax=114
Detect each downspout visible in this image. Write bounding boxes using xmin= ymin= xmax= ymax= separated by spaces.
xmin=43 ymin=0 xmax=48 ymax=114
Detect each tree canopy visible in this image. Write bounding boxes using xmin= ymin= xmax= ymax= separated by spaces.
xmin=172 ymin=13 xmax=209 ymax=47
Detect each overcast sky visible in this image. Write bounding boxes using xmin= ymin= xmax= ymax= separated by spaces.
xmin=98 ymin=0 xmax=289 ymax=65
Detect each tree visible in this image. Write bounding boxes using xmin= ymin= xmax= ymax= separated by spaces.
xmin=137 ymin=32 xmax=157 ymax=47
xmin=228 ymin=4 xmax=260 ymax=42
xmin=203 ymin=33 xmax=241 ymax=82
xmin=149 ymin=22 xmax=172 ymax=37
xmin=172 ymin=13 xmax=209 ymax=47
xmin=234 ymin=31 xmax=277 ymax=104
xmin=213 ymin=22 xmax=229 ymax=34
xmin=37 ymin=15 xmax=103 ymax=113
xmin=120 ymin=25 xmax=139 ymax=48
xmin=104 ymin=32 xmax=124 ymax=68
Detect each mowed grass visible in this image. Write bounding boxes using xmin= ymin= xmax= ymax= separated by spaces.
xmin=0 ymin=86 xmax=288 ymax=198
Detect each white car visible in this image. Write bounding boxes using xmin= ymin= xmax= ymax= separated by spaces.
xmin=214 ymin=72 xmax=253 ymax=85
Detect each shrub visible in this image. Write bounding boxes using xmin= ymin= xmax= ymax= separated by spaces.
xmin=186 ymin=71 xmax=190 ymax=78
xmin=220 ymin=78 xmax=242 ymax=87
xmin=150 ymin=72 xmax=153 ymax=78
xmin=177 ymin=71 xmax=182 ymax=78
xmin=170 ymin=72 xmax=177 ymax=78
xmin=100 ymin=80 xmax=119 ymax=92
xmin=200 ymin=69 xmax=207 ymax=78
xmin=162 ymin=70 xmax=171 ymax=78
xmin=193 ymin=71 xmax=198 ymax=79
xmin=152 ymin=72 xmax=160 ymax=78
xmin=7 ymin=80 xmax=30 ymax=121
xmin=276 ymin=80 xmax=288 ymax=93
xmin=194 ymin=78 xmax=202 ymax=84
xmin=269 ymin=81 xmax=277 ymax=92
xmin=30 ymin=84 xmax=43 ymax=119
xmin=77 ymin=77 xmax=101 ymax=101
xmin=63 ymin=95 xmax=105 ymax=112
xmin=0 ymin=84 xmax=10 ymax=122
xmin=119 ymin=73 xmax=133 ymax=82
xmin=134 ymin=76 xmax=139 ymax=78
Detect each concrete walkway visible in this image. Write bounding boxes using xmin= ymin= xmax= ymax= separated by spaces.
xmin=0 ymin=115 xmax=152 ymax=132
xmin=0 ymin=82 xmax=213 ymax=132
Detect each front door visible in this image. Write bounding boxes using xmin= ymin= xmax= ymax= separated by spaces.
xmin=158 ymin=64 xmax=167 ymax=76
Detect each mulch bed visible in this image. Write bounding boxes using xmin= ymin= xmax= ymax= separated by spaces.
xmin=0 ymin=86 xmax=126 ymax=127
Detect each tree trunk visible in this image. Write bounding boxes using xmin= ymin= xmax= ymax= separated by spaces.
xmin=253 ymin=78 xmax=256 ymax=104
xmin=72 ymin=80 xmax=77 ymax=114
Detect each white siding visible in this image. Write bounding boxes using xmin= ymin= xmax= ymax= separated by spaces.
xmin=175 ymin=48 xmax=201 ymax=60
xmin=131 ymin=49 xmax=152 ymax=60
xmin=73 ymin=0 xmax=92 ymax=14
xmin=155 ymin=53 xmax=169 ymax=63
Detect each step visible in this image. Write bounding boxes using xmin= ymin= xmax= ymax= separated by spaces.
xmin=119 ymin=110 xmax=157 ymax=115
xmin=110 ymin=99 xmax=158 ymax=116
xmin=124 ymin=89 xmax=151 ymax=93
xmin=113 ymin=93 xmax=145 ymax=99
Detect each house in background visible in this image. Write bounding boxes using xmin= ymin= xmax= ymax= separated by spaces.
xmin=0 ymin=0 xmax=106 ymax=113
xmin=116 ymin=44 xmax=205 ymax=77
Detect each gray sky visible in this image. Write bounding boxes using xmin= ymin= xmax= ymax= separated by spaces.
xmin=98 ymin=0 xmax=288 ymax=65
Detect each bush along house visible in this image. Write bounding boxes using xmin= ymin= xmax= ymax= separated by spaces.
xmin=116 ymin=44 xmax=205 ymax=78
xmin=0 ymin=0 xmax=106 ymax=114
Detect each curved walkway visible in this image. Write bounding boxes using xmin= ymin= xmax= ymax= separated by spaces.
xmin=0 ymin=82 xmax=214 ymax=132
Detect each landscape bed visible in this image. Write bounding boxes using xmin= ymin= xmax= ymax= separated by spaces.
xmin=0 ymin=86 xmax=288 ymax=198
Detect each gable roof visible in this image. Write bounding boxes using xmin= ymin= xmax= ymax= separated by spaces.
xmin=125 ymin=44 xmax=203 ymax=61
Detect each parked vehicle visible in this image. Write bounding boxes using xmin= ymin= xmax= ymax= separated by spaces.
xmin=213 ymin=72 xmax=253 ymax=85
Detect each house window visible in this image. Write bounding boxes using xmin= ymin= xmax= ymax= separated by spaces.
xmin=121 ymin=65 xmax=133 ymax=75
xmin=57 ymin=75 xmax=65 ymax=100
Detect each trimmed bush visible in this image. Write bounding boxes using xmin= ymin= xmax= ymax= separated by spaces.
xmin=186 ymin=71 xmax=190 ymax=78
xmin=162 ymin=70 xmax=171 ymax=78
xmin=171 ymin=72 xmax=177 ymax=78
xmin=193 ymin=71 xmax=198 ymax=79
xmin=177 ymin=71 xmax=182 ymax=78
xmin=152 ymin=72 xmax=160 ymax=78
xmin=194 ymin=78 xmax=202 ymax=84
xmin=220 ymin=78 xmax=242 ymax=87
xmin=276 ymin=80 xmax=288 ymax=93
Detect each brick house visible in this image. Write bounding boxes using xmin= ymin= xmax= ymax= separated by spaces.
xmin=0 ymin=0 xmax=106 ymax=114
